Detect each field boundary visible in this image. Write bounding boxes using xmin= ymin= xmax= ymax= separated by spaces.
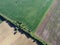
xmin=0 ymin=0 xmax=54 ymax=45
xmin=35 ymin=0 xmax=54 ymax=33
xmin=35 ymin=0 xmax=56 ymax=45
xmin=0 ymin=14 xmax=46 ymax=45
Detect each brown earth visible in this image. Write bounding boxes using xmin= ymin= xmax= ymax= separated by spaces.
xmin=0 ymin=21 xmax=37 ymax=45
xmin=36 ymin=0 xmax=60 ymax=45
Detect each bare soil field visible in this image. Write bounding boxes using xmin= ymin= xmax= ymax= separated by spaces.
xmin=0 ymin=21 xmax=37 ymax=45
xmin=36 ymin=0 xmax=60 ymax=45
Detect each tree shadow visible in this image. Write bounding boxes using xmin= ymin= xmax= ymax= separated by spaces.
xmin=0 ymin=15 xmax=6 ymax=21
xmin=7 ymin=21 xmax=45 ymax=45
xmin=0 ymin=15 xmax=47 ymax=45
xmin=18 ymin=28 xmax=44 ymax=45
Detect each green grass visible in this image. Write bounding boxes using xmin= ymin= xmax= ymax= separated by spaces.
xmin=0 ymin=0 xmax=53 ymax=32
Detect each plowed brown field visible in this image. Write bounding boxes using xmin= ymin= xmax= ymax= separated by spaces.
xmin=36 ymin=0 xmax=60 ymax=45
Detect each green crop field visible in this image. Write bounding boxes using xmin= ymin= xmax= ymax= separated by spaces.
xmin=0 ymin=0 xmax=53 ymax=45
xmin=0 ymin=0 xmax=53 ymax=32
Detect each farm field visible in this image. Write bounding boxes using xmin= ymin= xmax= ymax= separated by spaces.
xmin=0 ymin=21 xmax=37 ymax=45
xmin=0 ymin=0 xmax=53 ymax=32
xmin=36 ymin=0 xmax=60 ymax=45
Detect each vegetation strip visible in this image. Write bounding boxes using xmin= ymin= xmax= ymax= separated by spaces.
xmin=0 ymin=14 xmax=46 ymax=45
